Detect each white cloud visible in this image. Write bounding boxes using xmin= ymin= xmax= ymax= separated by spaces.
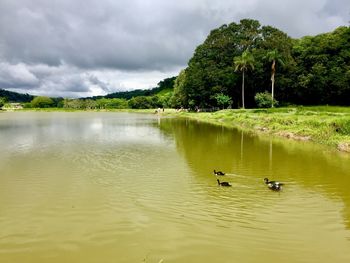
xmin=1 ymin=62 xmax=181 ymax=98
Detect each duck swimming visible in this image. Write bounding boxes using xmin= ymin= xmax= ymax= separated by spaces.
xmin=217 ymin=179 xmax=231 ymax=187
xmin=264 ymin=178 xmax=284 ymax=191
xmin=214 ymin=170 xmax=225 ymax=176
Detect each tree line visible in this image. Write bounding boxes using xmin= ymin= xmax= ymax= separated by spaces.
xmin=20 ymin=94 xmax=173 ymax=110
xmin=0 ymin=89 xmax=33 ymax=103
xmin=170 ymin=19 xmax=350 ymax=109
xmin=13 ymin=77 xmax=175 ymax=110
xmin=1 ymin=78 xmax=175 ymax=110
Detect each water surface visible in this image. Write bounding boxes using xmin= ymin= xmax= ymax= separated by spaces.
xmin=0 ymin=112 xmax=349 ymax=263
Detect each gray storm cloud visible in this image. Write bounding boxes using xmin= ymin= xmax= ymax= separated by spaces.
xmin=0 ymin=0 xmax=349 ymax=97
xmin=0 ymin=63 xmax=39 ymax=88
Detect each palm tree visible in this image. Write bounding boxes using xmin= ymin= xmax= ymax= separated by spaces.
xmin=234 ymin=50 xmax=255 ymax=109
xmin=264 ymin=49 xmax=284 ymax=107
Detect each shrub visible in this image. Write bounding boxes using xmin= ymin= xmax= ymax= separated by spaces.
xmin=0 ymin=97 xmax=6 ymax=109
xmin=214 ymin=93 xmax=232 ymax=109
xmin=254 ymin=92 xmax=278 ymax=108
xmin=31 ymin=96 xmax=54 ymax=108
xmin=23 ymin=102 xmax=33 ymax=108
xmin=128 ymin=96 xmax=160 ymax=109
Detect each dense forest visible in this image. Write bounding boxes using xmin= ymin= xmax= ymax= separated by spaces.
xmin=172 ymin=19 xmax=350 ymax=109
xmin=1 ymin=19 xmax=349 ymax=110
xmin=0 ymin=89 xmax=33 ymax=103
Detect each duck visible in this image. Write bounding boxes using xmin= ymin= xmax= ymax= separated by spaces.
xmin=264 ymin=178 xmax=284 ymax=191
xmin=214 ymin=169 xmax=225 ymax=176
xmin=217 ymin=179 xmax=231 ymax=187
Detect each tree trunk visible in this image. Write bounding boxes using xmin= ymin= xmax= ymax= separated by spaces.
xmin=271 ymin=60 xmax=276 ymax=108
xmin=242 ymin=70 xmax=245 ymax=109
xmin=271 ymin=72 xmax=275 ymax=107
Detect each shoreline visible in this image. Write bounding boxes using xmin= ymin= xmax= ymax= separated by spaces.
xmin=163 ymin=108 xmax=350 ymax=153
xmin=2 ymin=107 xmax=350 ymax=153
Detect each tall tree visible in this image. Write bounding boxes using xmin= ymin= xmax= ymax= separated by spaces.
xmin=234 ymin=50 xmax=255 ymax=108
xmin=264 ymin=49 xmax=284 ymax=107
xmin=171 ymin=69 xmax=188 ymax=108
xmin=0 ymin=97 xmax=6 ymax=109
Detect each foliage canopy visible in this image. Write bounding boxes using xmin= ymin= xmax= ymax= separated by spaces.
xmin=171 ymin=19 xmax=350 ymax=108
xmin=31 ymin=96 xmax=54 ymax=108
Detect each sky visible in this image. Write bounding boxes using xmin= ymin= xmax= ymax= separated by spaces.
xmin=0 ymin=0 xmax=349 ymax=98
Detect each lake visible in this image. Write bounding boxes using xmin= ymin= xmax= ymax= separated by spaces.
xmin=0 ymin=112 xmax=349 ymax=263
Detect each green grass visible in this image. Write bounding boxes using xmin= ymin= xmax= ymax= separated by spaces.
xmin=297 ymin=105 xmax=350 ymax=113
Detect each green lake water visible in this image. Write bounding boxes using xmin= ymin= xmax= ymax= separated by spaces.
xmin=0 ymin=112 xmax=349 ymax=263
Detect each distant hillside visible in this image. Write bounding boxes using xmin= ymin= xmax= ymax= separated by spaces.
xmin=0 ymin=89 xmax=34 ymax=102
xmin=0 ymin=76 xmax=176 ymax=103
xmin=88 ymin=76 xmax=176 ymax=100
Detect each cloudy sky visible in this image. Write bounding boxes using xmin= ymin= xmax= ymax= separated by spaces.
xmin=0 ymin=0 xmax=349 ymax=98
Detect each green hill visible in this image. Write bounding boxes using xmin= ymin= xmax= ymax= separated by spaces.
xmin=0 ymin=89 xmax=34 ymax=102
xmin=0 ymin=76 xmax=176 ymax=104
xmin=88 ymin=76 xmax=176 ymax=100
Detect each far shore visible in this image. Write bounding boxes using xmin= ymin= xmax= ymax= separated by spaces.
xmin=2 ymin=106 xmax=350 ymax=153
xmin=163 ymin=107 xmax=350 ymax=153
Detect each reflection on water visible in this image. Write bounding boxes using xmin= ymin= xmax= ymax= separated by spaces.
xmin=159 ymin=118 xmax=350 ymax=261
xmin=0 ymin=112 xmax=349 ymax=263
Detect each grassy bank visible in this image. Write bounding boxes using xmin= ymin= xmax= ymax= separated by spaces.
xmin=167 ymin=106 xmax=350 ymax=153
